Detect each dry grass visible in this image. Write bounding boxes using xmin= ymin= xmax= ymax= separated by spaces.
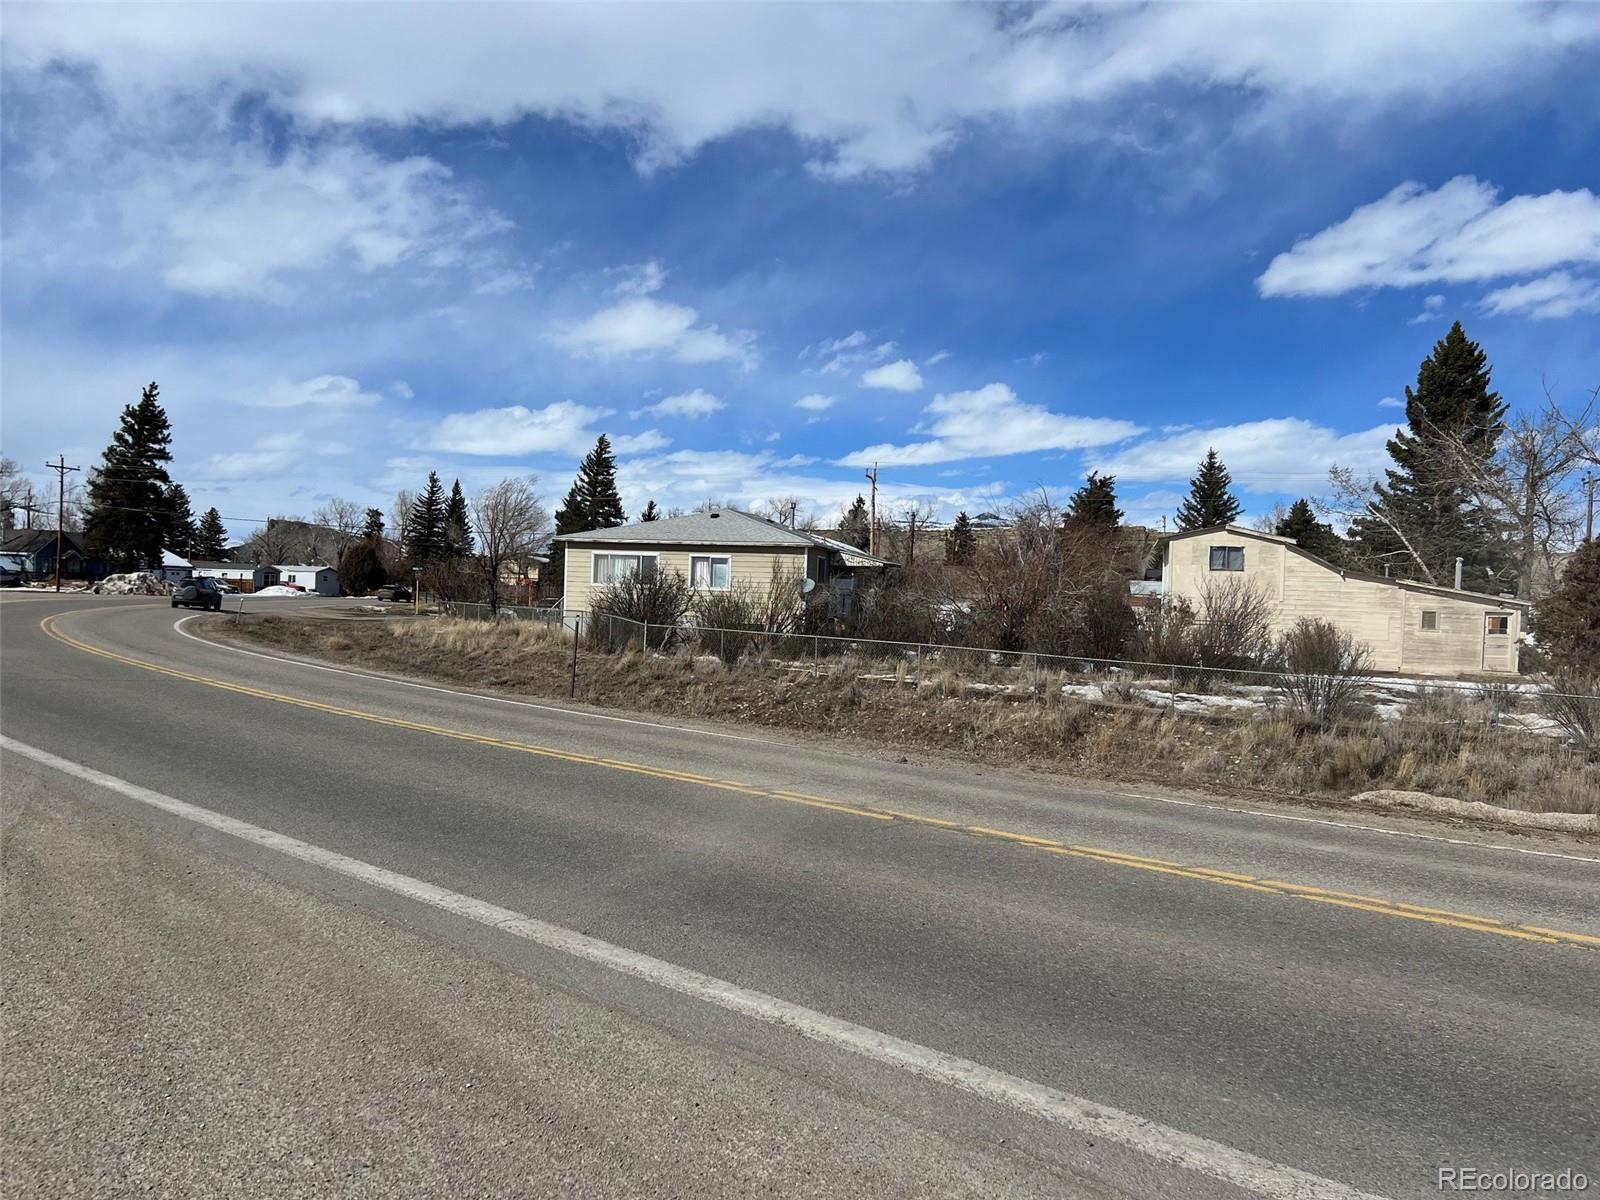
xmin=224 ymin=615 xmax=1600 ymax=818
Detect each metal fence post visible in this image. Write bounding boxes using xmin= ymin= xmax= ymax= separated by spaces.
xmin=1169 ymin=664 xmax=1177 ymax=709
xmin=569 ymin=612 xmax=579 ymax=697
xmin=813 ymin=634 xmax=820 ymax=678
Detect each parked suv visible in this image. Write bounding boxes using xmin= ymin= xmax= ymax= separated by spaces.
xmin=373 ymin=583 xmax=413 ymax=602
xmin=171 ymin=576 xmax=225 ymax=611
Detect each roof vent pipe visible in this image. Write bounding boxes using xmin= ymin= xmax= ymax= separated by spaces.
xmin=1454 ymin=557 xmax=1463 ymax=590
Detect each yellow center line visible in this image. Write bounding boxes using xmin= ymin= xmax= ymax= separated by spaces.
xmin=39 ymin=609 xmax=1600 ymax=954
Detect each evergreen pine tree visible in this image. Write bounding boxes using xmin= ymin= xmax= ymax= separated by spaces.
xmin=1352 ymin=321 xmax=1508 ymax=591
xmin=361 ymin=508 xmax=385 ymax=542
xmin=576 ymin=435 xmax=626 ymax=528
xmin=406 ymin=472 xmax=449 ymax=565
xmin=1063 ymin=471 xmax=1123 ymax=531
xmin=164 ymin=483 xmax=198 ymax=557
xmin=444 ymin=478 xmax=474 ymax=556
xmin=1275 ymin=498 xmax=1345 ymax=563
xmin=338 ymin=539 xmax=387 ymax=596
xmin=84 ymin=381 xmax=177 ymax=571
xmin=1530 ymin=538 xmax=1600 ymax=674
xmin=639 ymin=500 xmax=661 ymax=522
xmin=195 ymin=507 xmax=229 ymax=560
xmin=839 ymin=495 xmax=871 ymax=550
xmin=1175 ymin=449 xmax=1242 ymax=531
xmin=945 ymin=511 xmax=977 ymax=564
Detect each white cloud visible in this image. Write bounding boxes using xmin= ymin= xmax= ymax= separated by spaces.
xmin=204 ymin=432 xmax=311 ymax=481
xmin=612 ymin=429 xmax=672 ymax=454
xmin=1090 ymin=418 xmax=1396 ymax=490
xmin=552 ymin=296 xmax=757 ymax=369
xmin=631 ymin=388 xmax=724 ymax=419
xmin=426 ymin=401 xmax=621 ymax=456
xmin=252 ymin=374 xmax=384 ymax=409
xmin=812 ymin=335 xmax=897 ymax=377
xmin=7 ymin=4 xmax=1594 ymax=178
xmin=925 ymin=350 xmax=952 ymax=366
xmin=613 ymin=259 xmax=666 ymax=296
xmin=860 ymin=359 xmax=923 ymax=393
xmin=795 ymin=393 xmax=835 ymax=412
xmin=1377 ymin=396 xmax=1404 ymax=409
xmin=1258 ymin=177 xmax=1600 ymax=298
xmin=1480 ymin=271 xmax=1600 ymax=320
xmin=1406 ymin=293 xmax=1448 ymax=325
xmin=837 ymin=383 xmax=1142 ymax=468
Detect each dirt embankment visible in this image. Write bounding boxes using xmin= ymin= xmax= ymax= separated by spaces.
xmin=207 ymin=614 xmax=1600 ymax=824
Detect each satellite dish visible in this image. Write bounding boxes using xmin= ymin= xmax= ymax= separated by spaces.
xmin=799 ymin=577 xmax=816 ymax=594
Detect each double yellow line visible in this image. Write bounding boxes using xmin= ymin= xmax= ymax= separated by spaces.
xmin=40 ymin=611 xmax=1600 ymax=953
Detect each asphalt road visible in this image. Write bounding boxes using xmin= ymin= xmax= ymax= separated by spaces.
xmin=3 ymin=594 xmax=1597 ymax=1199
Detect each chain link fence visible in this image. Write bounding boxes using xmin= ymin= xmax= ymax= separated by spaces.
xmin=437 ymin=603 xmax=1597 ymax=746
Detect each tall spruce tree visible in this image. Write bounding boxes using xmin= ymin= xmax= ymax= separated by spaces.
xmin=84 ymin=381 xmax=177 ymax=571
xmin=1274 ymin=498 xmax=1345 ymax=563
xmin=194 ymin=507 xmax=228 ymax=560
xmin=406 ymin=471 xmax=449 ymax=565
xmin=1175 ymin=449 xmax=1242 ymax=530
xmin=361 ymin=507 xmax=385 ymax=542
xmin=576 ymin=435 xmax=626 ymax=528
xmin=639 ymin=500 xmax=661 ymax=522
xmin=1063 ymin=471 xmax=1123 ymax=532
xmin=164 ymin=483 xmax=198 ymax=557
xmin=444 ymin=478 xmax=474 ymax=556
xmin=945 ymin=511 xmax=977 ymax=564
xmin=839 ymin=495 xmax=871 ymax=549
xmin=1352 ymin=321 xmax=1507 ymax=591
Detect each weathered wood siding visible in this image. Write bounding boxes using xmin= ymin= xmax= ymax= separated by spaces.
xmin=563 ymin=543 xmax=809 ymax=614
xmin=1165 ymin=531 xmax=1524 ymax=676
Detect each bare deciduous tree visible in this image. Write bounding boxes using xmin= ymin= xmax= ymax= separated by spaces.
xmin=1324 ymin=465 xmax=1439 ymax=584
xmin=471 ymin=476 xmax=551 ymax=611
xmin=312 ymin=497 xmax=366 ymax=560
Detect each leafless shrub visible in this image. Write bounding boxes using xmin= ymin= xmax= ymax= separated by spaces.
xmin=590 ymin=567 xmax=692 ymax=651
xmin=1540 ymin=672 xmax=1600 ymax=756
xmin=1471 ymin=680 xmax=1521 ymax=720
xmin=1277 ymin=618 xmax=1373 ymax=728
xmin=1193 ymin=576 xmax=1278 ymax=670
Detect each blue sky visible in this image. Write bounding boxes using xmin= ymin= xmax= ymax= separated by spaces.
xmin=3 ymin=3 xmax=1598 ymax=540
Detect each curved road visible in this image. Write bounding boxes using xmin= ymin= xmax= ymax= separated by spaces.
xmin=3 ymin=595 xmax=1597 ymax=1198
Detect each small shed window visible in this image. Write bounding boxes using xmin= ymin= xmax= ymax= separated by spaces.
xmin=689 ymin=554 xmax=732 ymax=590
xmin=1208 ymin=545 xmax=1245 ymax=572
xmin=1420 ymin=610 xmax=1439 ymax=631
xmin=591 ymin=552 xmax=657 ymax=585
xmin=1485 ymin=614 xmax=1510 ymax=635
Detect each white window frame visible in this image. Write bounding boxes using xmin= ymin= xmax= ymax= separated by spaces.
xmin=1420 ymin=609 xmax=1439 ymax=632
xmin=689 ymin=554 xmax=733 ymax=591
xmin=1485 ymin=613 xmax=1510 ymax=636
xmin=591 ymin=551 xmax=659 ymax=586
xmin=1208 ymin=545 xmax=1245 ymax=572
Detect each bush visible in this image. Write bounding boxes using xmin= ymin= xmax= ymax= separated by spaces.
xmin=590 ymin=567 xmax=692 ymax=651
xmin=1540 ymin=672 xmax=1600 ymax=757
xmin=695 ymin=583 xmax=762 ymax=664
xmin=1277 ymin=618 xmax=1373 ymax=728
xmin=1193 ymin=576 xmax=1278 ymax=671
xmin=1531 ymin=537 xmax=1600 ymax=674
xmin=337 ymin=540 xmax=386 ymax=596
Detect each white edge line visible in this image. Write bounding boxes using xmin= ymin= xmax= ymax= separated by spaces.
xmin=172 ymin=616 xmax=1600 ymax=867
xmin=2 ymin=733 xmax=1387 ymax=1200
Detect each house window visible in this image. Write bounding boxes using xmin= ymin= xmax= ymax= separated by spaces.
xmin=689 ymin=554 xmax=732 ymax=590
xmin=591 ymin=552 xmax=657 ymax=585
xmin=1485 ymin=614 xmax=1510 ymax=635
xmin=1420 ymin=610 xmax=1439 ymax=632
xmin=1208 ymin=545 xmax=1245 ymax=572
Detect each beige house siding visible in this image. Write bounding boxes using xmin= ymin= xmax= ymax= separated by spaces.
xmin=1165 ymin=529 xmax=1525 ymax=676
xmin=563 ymin=542 xmax=810 ymax=614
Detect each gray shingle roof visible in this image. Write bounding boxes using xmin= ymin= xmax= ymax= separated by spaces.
xmin=559 ymin=508 xmax=817 ymax=547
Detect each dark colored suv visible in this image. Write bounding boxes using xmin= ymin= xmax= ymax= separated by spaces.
xmin=171 ymin=577 xmax=225 ymax=611
xmin=373 ymin=584 xmax=413 ymax=602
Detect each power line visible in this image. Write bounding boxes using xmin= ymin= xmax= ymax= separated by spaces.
xmin=45 ymin=455 xmax=81 ymax=593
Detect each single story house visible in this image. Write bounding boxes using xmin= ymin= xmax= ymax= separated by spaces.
xmin=189 ymin=560 xmax=280 ymax=592
xmin=275 ymin=564 xmax=340 ymax=596
xmin=0 ymin=528 xmax=97 ymax=580
xmin=159 ymin=549 xmax=193 ymax=583
xmin=1160 ymin=525 xmax=1532 ymax=677
xmin=557 ymin=506 xmax=896 ymax=615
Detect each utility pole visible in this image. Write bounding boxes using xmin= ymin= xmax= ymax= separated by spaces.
xmin=46 ymin=455 xmax=80 ymax=592
xmin=864 ymin=462 xmax=879 ymax=557
xmin=23 ymin=486 xmax=34 ymax=529
xmin=1585 ymin=471 xmax=1596 ymax=543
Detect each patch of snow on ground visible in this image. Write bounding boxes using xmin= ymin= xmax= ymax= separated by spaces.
xmin=251 ymin=586 xmax=309 ymax=597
